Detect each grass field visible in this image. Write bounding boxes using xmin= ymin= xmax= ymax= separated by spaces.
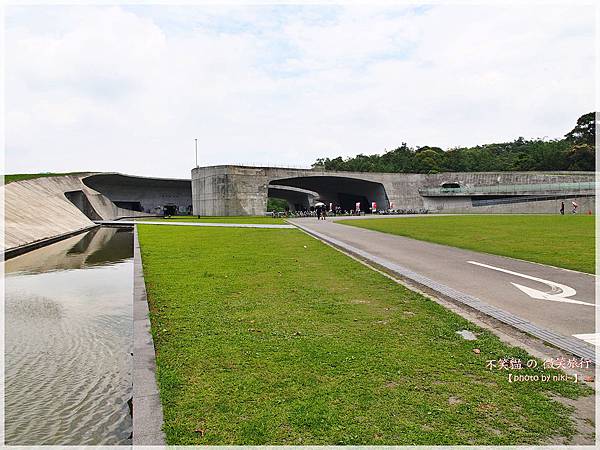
xmin=3 ymin=172 xmax=86 ymax=184
xmin=136 ymin=215 xmax=286 ymax=224
xmin=138 ymin=224 xmax=590 ymax=445
xmin=337 ymin=215 xmax=595 ymax=273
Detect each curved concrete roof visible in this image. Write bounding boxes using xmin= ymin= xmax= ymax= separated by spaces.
xmin=83 ymin=172 xmax=190 ymax=184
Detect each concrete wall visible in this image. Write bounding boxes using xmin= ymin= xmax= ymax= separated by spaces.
xmin=64 ymin=190 xmax=103 ymax=220
xmin=191 ymin=166 xmax=421 ymax=215
xmin=191 ymin=165 xmax=595 ymax=216
xmin=424 ymin=171 xmax=594 ymax=188
xmin=83 ymin=173 xmax=192 ymax=214
xmin=422 ymin=171 xmax=595 ymax=213
xmin=425 ymin=195 xmax=595 ymax=214
xmin=3 ymin=172 xmax=190 ymax=254
xmin=191 ymin=166 xmax=269 ymax=216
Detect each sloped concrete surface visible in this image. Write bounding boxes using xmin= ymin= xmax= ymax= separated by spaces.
xmin=3 ymin=174 xmax=146 ymax=253
xmin=4 ymin=175 xmax=95 ymax=251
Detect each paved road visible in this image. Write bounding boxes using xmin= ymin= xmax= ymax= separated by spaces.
xmin=290 ymin=217 xmax=596 ymax=355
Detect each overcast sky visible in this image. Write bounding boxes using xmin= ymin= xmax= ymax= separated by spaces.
xmin=5 ymin=2 xmax=595 ymax=179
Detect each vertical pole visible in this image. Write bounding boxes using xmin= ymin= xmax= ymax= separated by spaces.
xmin=195 ymin=138 xmax=199 ymax=218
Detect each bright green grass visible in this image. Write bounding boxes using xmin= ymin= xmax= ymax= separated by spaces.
xmin=136 ymin=215 xmax=286 ymax=224
xmin=3 ymin=172 xmax=86 ymax=184
xmin=338 ymin=215 xmax=595 ymax=273
xmin=138 ymin=225 xmax=591 ymax=445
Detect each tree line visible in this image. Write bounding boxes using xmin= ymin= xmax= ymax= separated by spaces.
xmin=313 ymin=112 xmax=596 ymax=173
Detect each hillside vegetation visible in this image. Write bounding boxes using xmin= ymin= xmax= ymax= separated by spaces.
xmin=314 ymin=112 xmax=596 ymax=174
xmin=3 ymin=172 xmax=87 ymax=184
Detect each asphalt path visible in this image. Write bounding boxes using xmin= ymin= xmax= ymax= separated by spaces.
xmin=290 ymin=217 xmax=596 ymax=350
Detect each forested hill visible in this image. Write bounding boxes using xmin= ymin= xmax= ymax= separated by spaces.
xmin=313 ymin=112 xmax=596 ymax=173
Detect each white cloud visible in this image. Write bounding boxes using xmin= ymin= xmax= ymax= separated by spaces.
xmin=5 ymin=4 xmax=595 ymax=178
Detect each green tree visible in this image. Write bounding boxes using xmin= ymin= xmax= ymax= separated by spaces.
xmin=414 ymin=149 xmax=442 ymax=173
xmin=313 ymin=112 xmax=595 ymax=173
xmin=267 ymin=198 xmax=288 ymax=212
xmin=565 ymin=112 xmax=596 ymax=146
xmin=566 ymin=144 xmax=595 ymax=171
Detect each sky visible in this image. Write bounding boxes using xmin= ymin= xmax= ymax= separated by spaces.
xmin=4 ymin=2 xmax=596 ymax=178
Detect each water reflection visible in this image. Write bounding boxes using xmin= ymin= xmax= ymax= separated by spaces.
xmin=4 ymin=227 xmax=133 ymax=445
xmin=6 ymin=226 xmax=133 ymax=274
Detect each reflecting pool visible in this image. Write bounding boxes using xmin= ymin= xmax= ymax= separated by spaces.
xmin=4 ymin=227 xmax=133 ymax=445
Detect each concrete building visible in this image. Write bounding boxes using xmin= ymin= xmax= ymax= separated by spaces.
xmin=191 ymin=165 xmax=595 ymax=216
xmin=3 ymin=167 xmax=595 ymax=256
xmin=83 ymin=173 xmax=192 ymax=215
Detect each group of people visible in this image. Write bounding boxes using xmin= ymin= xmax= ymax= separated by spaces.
xmin=271 ymin=206 xmax=432 ymax=219
xmin=315 ymin=205 xmax=327 ymax=220
xmin=559 ymin=201 xmax=578 ymax=215
xmin=298 ymin=201 xmax=582 ymax=218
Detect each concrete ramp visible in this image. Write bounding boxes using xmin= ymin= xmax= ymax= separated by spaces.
xmin=3 ymin=174 xmax=145 ymax=254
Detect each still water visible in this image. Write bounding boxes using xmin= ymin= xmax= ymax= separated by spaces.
xmin=4 ymin=227 xmax=133 ymax=445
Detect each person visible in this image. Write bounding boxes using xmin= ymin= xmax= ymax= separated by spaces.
xmin=572 ymin=201 xmax=578 ymax=214
xmin=321 ymin=208 xmax=327 ymax=220
xmin=316 ymin=206 xmax=322 ymax=220
xmin=560 ymin=201 xmax=565 ymax=215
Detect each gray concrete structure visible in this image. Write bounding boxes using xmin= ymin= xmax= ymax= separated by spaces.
xmin=268 ymin=185 xmax=319 ymax=210
xmin=3 ymin=173 xmax=191 ymax=255
xmin=4 ymin=168 xmax=594 ymax=253
xmin=83 ymin=173 xmax=192 ymax=215
xmin=191 ymin=165 xmax=595 ymax=216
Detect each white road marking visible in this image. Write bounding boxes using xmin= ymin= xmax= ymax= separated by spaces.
xmin=572 ymin=333 xmax=600 ymax=346
xmin=467 ymin=260 xmax=597 ymax=308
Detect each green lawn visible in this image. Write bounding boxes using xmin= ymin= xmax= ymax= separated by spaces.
xmin=136 ymin=215 xmax=286 ymax=224
xmin=338 ymin=215 xmax=595 ymax=273
xmin=3 ymin=172 xmax=86 ymax=184
xmin=138 ymin=225 xmax=591 ymax=445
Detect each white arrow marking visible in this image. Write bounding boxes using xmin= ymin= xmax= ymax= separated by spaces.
xmin=572 ymin=333 xmax=600 ymax=346
xmin=467 ymin=260 xmax=597 ymax=307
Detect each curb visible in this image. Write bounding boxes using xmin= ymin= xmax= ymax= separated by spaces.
xmin=99 ymin=220 xmax=295 ymax=229
xmin=133 ymin=225 xmax=166 ymax=445
xmin=292 ymin=222 xmax=596 ymax=364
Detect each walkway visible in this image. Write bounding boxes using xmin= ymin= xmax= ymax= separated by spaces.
xmin=290 ymin=217 xmax=596 ymax=362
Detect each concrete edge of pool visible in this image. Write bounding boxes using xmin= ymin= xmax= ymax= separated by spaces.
xmin=132 ymin=225 xmax=166 ymax=445
xmin=3 ymin=224 xmax=101 ymax=260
